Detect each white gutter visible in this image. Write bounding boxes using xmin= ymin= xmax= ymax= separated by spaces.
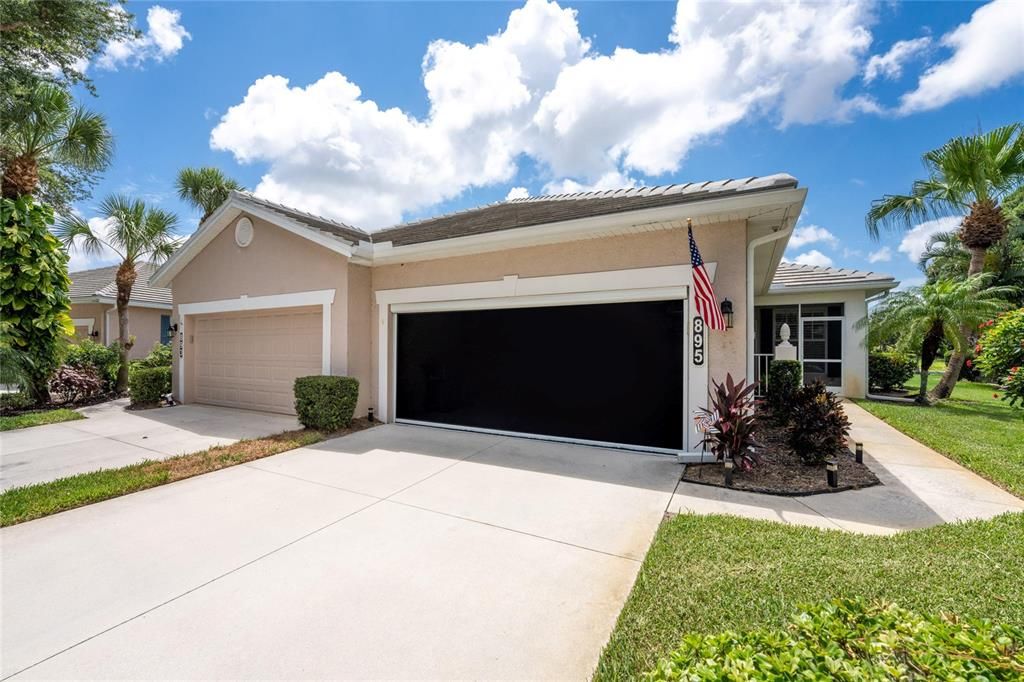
xmin=746 ymin=225 xmax=794 ymax=384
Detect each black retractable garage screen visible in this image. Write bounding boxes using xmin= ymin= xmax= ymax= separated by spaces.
xmin=395 ymin=300 xmax=685 ymax=450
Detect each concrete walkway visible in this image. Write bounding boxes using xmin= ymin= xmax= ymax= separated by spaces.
xmin=668 ymin=401 xmax=1024 ymax=534
xmin=0 ymin=399 xmax=300 ymax=490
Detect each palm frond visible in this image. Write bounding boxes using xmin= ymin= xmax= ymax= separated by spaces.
xmin=53 ymin=214 xmax=109 ymax=258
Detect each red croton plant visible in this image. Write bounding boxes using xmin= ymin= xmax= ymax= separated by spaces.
xmin=697 ymin=373 xmax=762 ymax=471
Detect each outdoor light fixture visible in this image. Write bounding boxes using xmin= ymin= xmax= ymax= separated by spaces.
xmin=89 ymin=330 xmax=100 ymax=339
xmin=167 ymin=322 xmax=178 ymax=339
xmin=826 ymin=459 xmax=839 ymax=488
xmin=723 ymin=458 xmax=734 ymax=487
xmin=719 ymin=298 xmax=734 ymax=329
xmin=855 ymin=442 xmax=864 ymax=464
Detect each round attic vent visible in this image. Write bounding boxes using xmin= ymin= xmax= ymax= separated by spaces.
xmin=234 ymin=217 xmax=254 ymax=247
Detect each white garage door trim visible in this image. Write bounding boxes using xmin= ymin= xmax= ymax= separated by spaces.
xmin=374 ymin=264 xmax=712 ymax=455
xmin=177 ymin=289 xmax=336 ymax=402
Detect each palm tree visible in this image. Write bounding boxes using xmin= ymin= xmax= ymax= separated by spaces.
xmin=1 ymin=81 xmax=113 ymax=200
xmin=866 ymin=276 xmax=1015 ymax=403
xmin=175 ymin=166 xmax=244 ymax=223
xmin=866 ymin=124 xmax=1024 ymax=398
xmin=56 ymin=196 xmax=179 ymax=392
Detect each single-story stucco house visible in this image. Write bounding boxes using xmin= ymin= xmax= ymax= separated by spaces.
xmin=150 ymin=173 xmax=897 ymax=459
xmin=69 ymin=263 xmax=173 ymax=359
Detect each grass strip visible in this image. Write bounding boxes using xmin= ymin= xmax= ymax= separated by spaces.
xmin=594 ymin=512 xmax=1024 ymax=681
xmin=0 ymin=408 xmax=84 ymax=431
xmin=0 ymin=421 xmax=372 ymax=526
xmin=853 ymin=379 xmax=1024 ymax=499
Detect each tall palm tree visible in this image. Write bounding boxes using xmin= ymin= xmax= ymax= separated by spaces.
xmin=866 ymin=124 xmax=1024 ymax=398
xmin=866 ymin=276 xmax=1015 ymax=403
xmin=56 ymin=196 xmax=179 ymax=392
xmin=1 ymin=81 xmax=113 ymax=200
xmin=175 ymin=166 xmax=244 ymax=223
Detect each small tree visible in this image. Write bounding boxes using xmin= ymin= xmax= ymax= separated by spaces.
xmin=56 ymin=195 xmax=178 ymax=392
xmin=0 ymin=195 xmax=73 ymax=403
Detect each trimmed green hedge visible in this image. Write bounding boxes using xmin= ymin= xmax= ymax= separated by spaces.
xmin=64 ymin=339 xmax=120 ymax=392
xmin=767 ymin=359 xmax=801 ymax=421
xmin=646 ymin=599 xmax=1024 ymax=680
xmin=869 ymin=351 xmax=917 ymax=392
xmin=294 ymin=375 xmax=359 ymax=431
xmin=129 ymin=366 xmax=171 ymax=406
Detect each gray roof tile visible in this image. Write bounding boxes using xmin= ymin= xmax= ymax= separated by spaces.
xmin=770 ymin=261 xmax=896 ymax=291
xmin=69 ymin=262 xmax=171 ymax=305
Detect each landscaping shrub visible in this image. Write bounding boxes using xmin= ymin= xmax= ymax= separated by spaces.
xmin=49 ymin=365 xmax=102 ymax=404
xmin=787 ymin=381 xmax=851 ymax=464
xmin=294 ymin=375 xmax=359 ymax=431
xmin=129 ymin=366 xmax=171 ymax=406
xmin=131 ymin=342 xmax=172 ymax=369
xmin=976 ymin=309 xmax=1024 ymax=405
xmin=64 ymin=339 xmax=120 ymax=391
xmin=868 ymin=351 xmax=916 ymax=392
xmin=766 ymin=359 xmax=801 ymax=421
xmin=0 ymin=391 xmax=34 ymax=411
xmin=696 ymin=374 xmax=761 ymax=470
xmin=645 ymin=599 xmax=1024 ymax=681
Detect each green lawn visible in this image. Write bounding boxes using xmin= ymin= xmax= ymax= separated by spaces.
xmin=594 ymin=512 xmax=1024 ymax=680
xmin=854 ymin=378 xmax=1024 ymax=498
xmin=0 ymin=408 xmax=84 ymax=431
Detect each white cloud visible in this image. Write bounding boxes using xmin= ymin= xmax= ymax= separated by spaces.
xmin=211 ymin=0 xmax=884 ymax=229
xmin=863 ymin=36 xmax=930 ymax=83
xmin=505 ymin=186 xmax=530 ymax=200
xmin=97 ymin=6 xmax=190 ymax=71
xmin=895 ymin=275 xmax=926 ymax=292
xmin=789 ymin=224 xmax=839 ymax=249
xmin=787 ymin=250 xmax=834 ymax=267
xmin=899 ymin=0 xmax=1024 ymax=113
xmin=63 ymin=217 xmax=121 ymax=272
xmin=542 ymin=170 xmax=637 ymax=195
xmin=897 ymin=216 xmax=962 ymax=262
xmin=867 ymin=246 xmax=892 ymax=263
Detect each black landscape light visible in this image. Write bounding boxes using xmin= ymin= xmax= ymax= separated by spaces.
xmin=826 ymin=459 xmax=838 ymax=488
xmin=723 ymin=458 xmax=734 ymax=487
xmin=855 ymin=442 xmax=864 ymax=464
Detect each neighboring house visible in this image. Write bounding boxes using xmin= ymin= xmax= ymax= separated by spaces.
xmin=69 ymin=263 xmax=173 ymax=359
xmin=151 ymin=174 xmax=897 ymax=458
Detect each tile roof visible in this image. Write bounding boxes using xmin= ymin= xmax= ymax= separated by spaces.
xmin=234 ymin=191 xmax=371 ymax=244
xmin=373 ymin=174 xmax=798 ymax=247
xmin=69 ymin=262 xmax=171 ymax=306
xmin=770 ymin=262 xmax=897 ymax=292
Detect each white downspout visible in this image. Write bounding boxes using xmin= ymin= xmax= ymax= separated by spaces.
xmin=746 ymin=224 xmax=794 ymax=383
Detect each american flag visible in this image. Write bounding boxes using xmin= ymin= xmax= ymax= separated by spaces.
xmin=688 ymin=220 xmax=726 ymax=331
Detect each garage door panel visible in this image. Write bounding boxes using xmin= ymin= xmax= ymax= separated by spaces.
xmin=396 ymin=300 xmax=685 ymax=450
xmin=194 ymin=308 xmax=322 ymax=415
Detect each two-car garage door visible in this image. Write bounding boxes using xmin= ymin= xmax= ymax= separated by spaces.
xmin=395 ymin=300 xmax=685 ymax=451
xmin=193 ymin=307 xmax=321 ymax=414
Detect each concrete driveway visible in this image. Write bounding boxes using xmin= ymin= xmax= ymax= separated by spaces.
xmin=1 ymin=424 xmax=680 ymax=680
xmin=0 ymin=399 xmax=301 ymax=490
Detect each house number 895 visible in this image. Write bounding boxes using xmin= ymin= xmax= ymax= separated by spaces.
xmin=693 ymin=317 xmax=705 ymax=366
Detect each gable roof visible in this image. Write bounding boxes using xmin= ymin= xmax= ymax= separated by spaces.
xmin=234 ymin=192 xmax=371 ymax=245
xmin=373 ymin=174 xmax=798 ymax=247
xmin=69 ymin=262 xmax=172 ymax=306
xmin=769 ymin=262 xmax=897 ymax=294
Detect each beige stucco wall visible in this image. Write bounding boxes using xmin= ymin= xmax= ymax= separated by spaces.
xmin=369 ymin=221 xmax=749 ymax=411
xmin=69 ymin=302 xmax=169 ymax=359
xmin=170 ymin=213 xmax=350 ymax=403
xmin=754 ymin=289 xmax=871 ymax=398
xmin=346 ymin=264 xmax=373 ymax=417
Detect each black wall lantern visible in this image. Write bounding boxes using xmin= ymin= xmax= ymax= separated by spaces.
xmin=89 ymin=330 xmax=100 ymax=339
xmin=167 ymin=322 xmax=179 ymax=339
xmin=719 ymin=298 xmax=734 ymax=329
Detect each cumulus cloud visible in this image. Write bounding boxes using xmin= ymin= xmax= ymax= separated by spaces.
xmin=897 ymin=216 xmax=962 ymax=262
xmin=789 ymin=225 xmax=839 ymax=249
xmin=899 ymin=0 xmax=1024 ymax=113
xmin=210 ymin=0 xmax=887 ymax=229
xmin=864 ymin=36 xmax=930 ymax=83
xmin=505 ymin=187 xmax=530 ymax=200
xmin=97 ymin=6 xmax=190 ymax=70
xmin=787 ymin=250 xmax=834 ymax=268
xmin=867 ymin=246 xmax=892 ymax=263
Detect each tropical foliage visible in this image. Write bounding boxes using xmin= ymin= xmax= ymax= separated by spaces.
xmin=868 ymin=351 xmax=917 ymax=392
xmin=866 ymin=124 xmax=1024 ymax=398
xmin=56 ymin=195 xmax=179 ymax=391
xmin=49 ymin=365 xmax=103 ymax=404
xmin=976 ymin=308 xmax=1024 ymax=406
xmin=0 ymin=195 xmax=73 ymax=403
xmin=787 ymin=382 xmax=851 ymax=464
xmin=63 ymin=338 xmax=120 ymax=391
xmin=0 ymin=81 xmax=113 ymax=212
xmin=865 ymin=276 xmax=1015 ymax=402
xmin=175 ymin=166 xmax=245 ymax=222
xmin=697 ymin=374 xmax=760 ymax=471
xmin=766 ymin=359 xmax=801 ymax=422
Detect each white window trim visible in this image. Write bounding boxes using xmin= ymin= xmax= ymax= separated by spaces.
xmin=71 ymin=318 xmax=95 ymax=335
xmin=374 ymin=264 xmax=712 ymax=455
xmin=175 ymin=289 xmax=336 ymax=402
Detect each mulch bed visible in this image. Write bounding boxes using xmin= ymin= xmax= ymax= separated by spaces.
xmin=0 ymin=391 xmax=123 ymax=417
xmin=682 ymin=416 xmax=880 ymax=496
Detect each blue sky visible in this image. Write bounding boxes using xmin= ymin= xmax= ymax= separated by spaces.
xmin=68 ymin=0 xmax=1023 ymax=289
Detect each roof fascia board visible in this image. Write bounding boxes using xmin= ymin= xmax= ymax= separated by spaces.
xmin=765 ymin=280 xmax=898 ymax=295
xmin=371 ymin=187 xmax=807 ymax=265
xmin=151 ymin=197 xmax=354 ymax=288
